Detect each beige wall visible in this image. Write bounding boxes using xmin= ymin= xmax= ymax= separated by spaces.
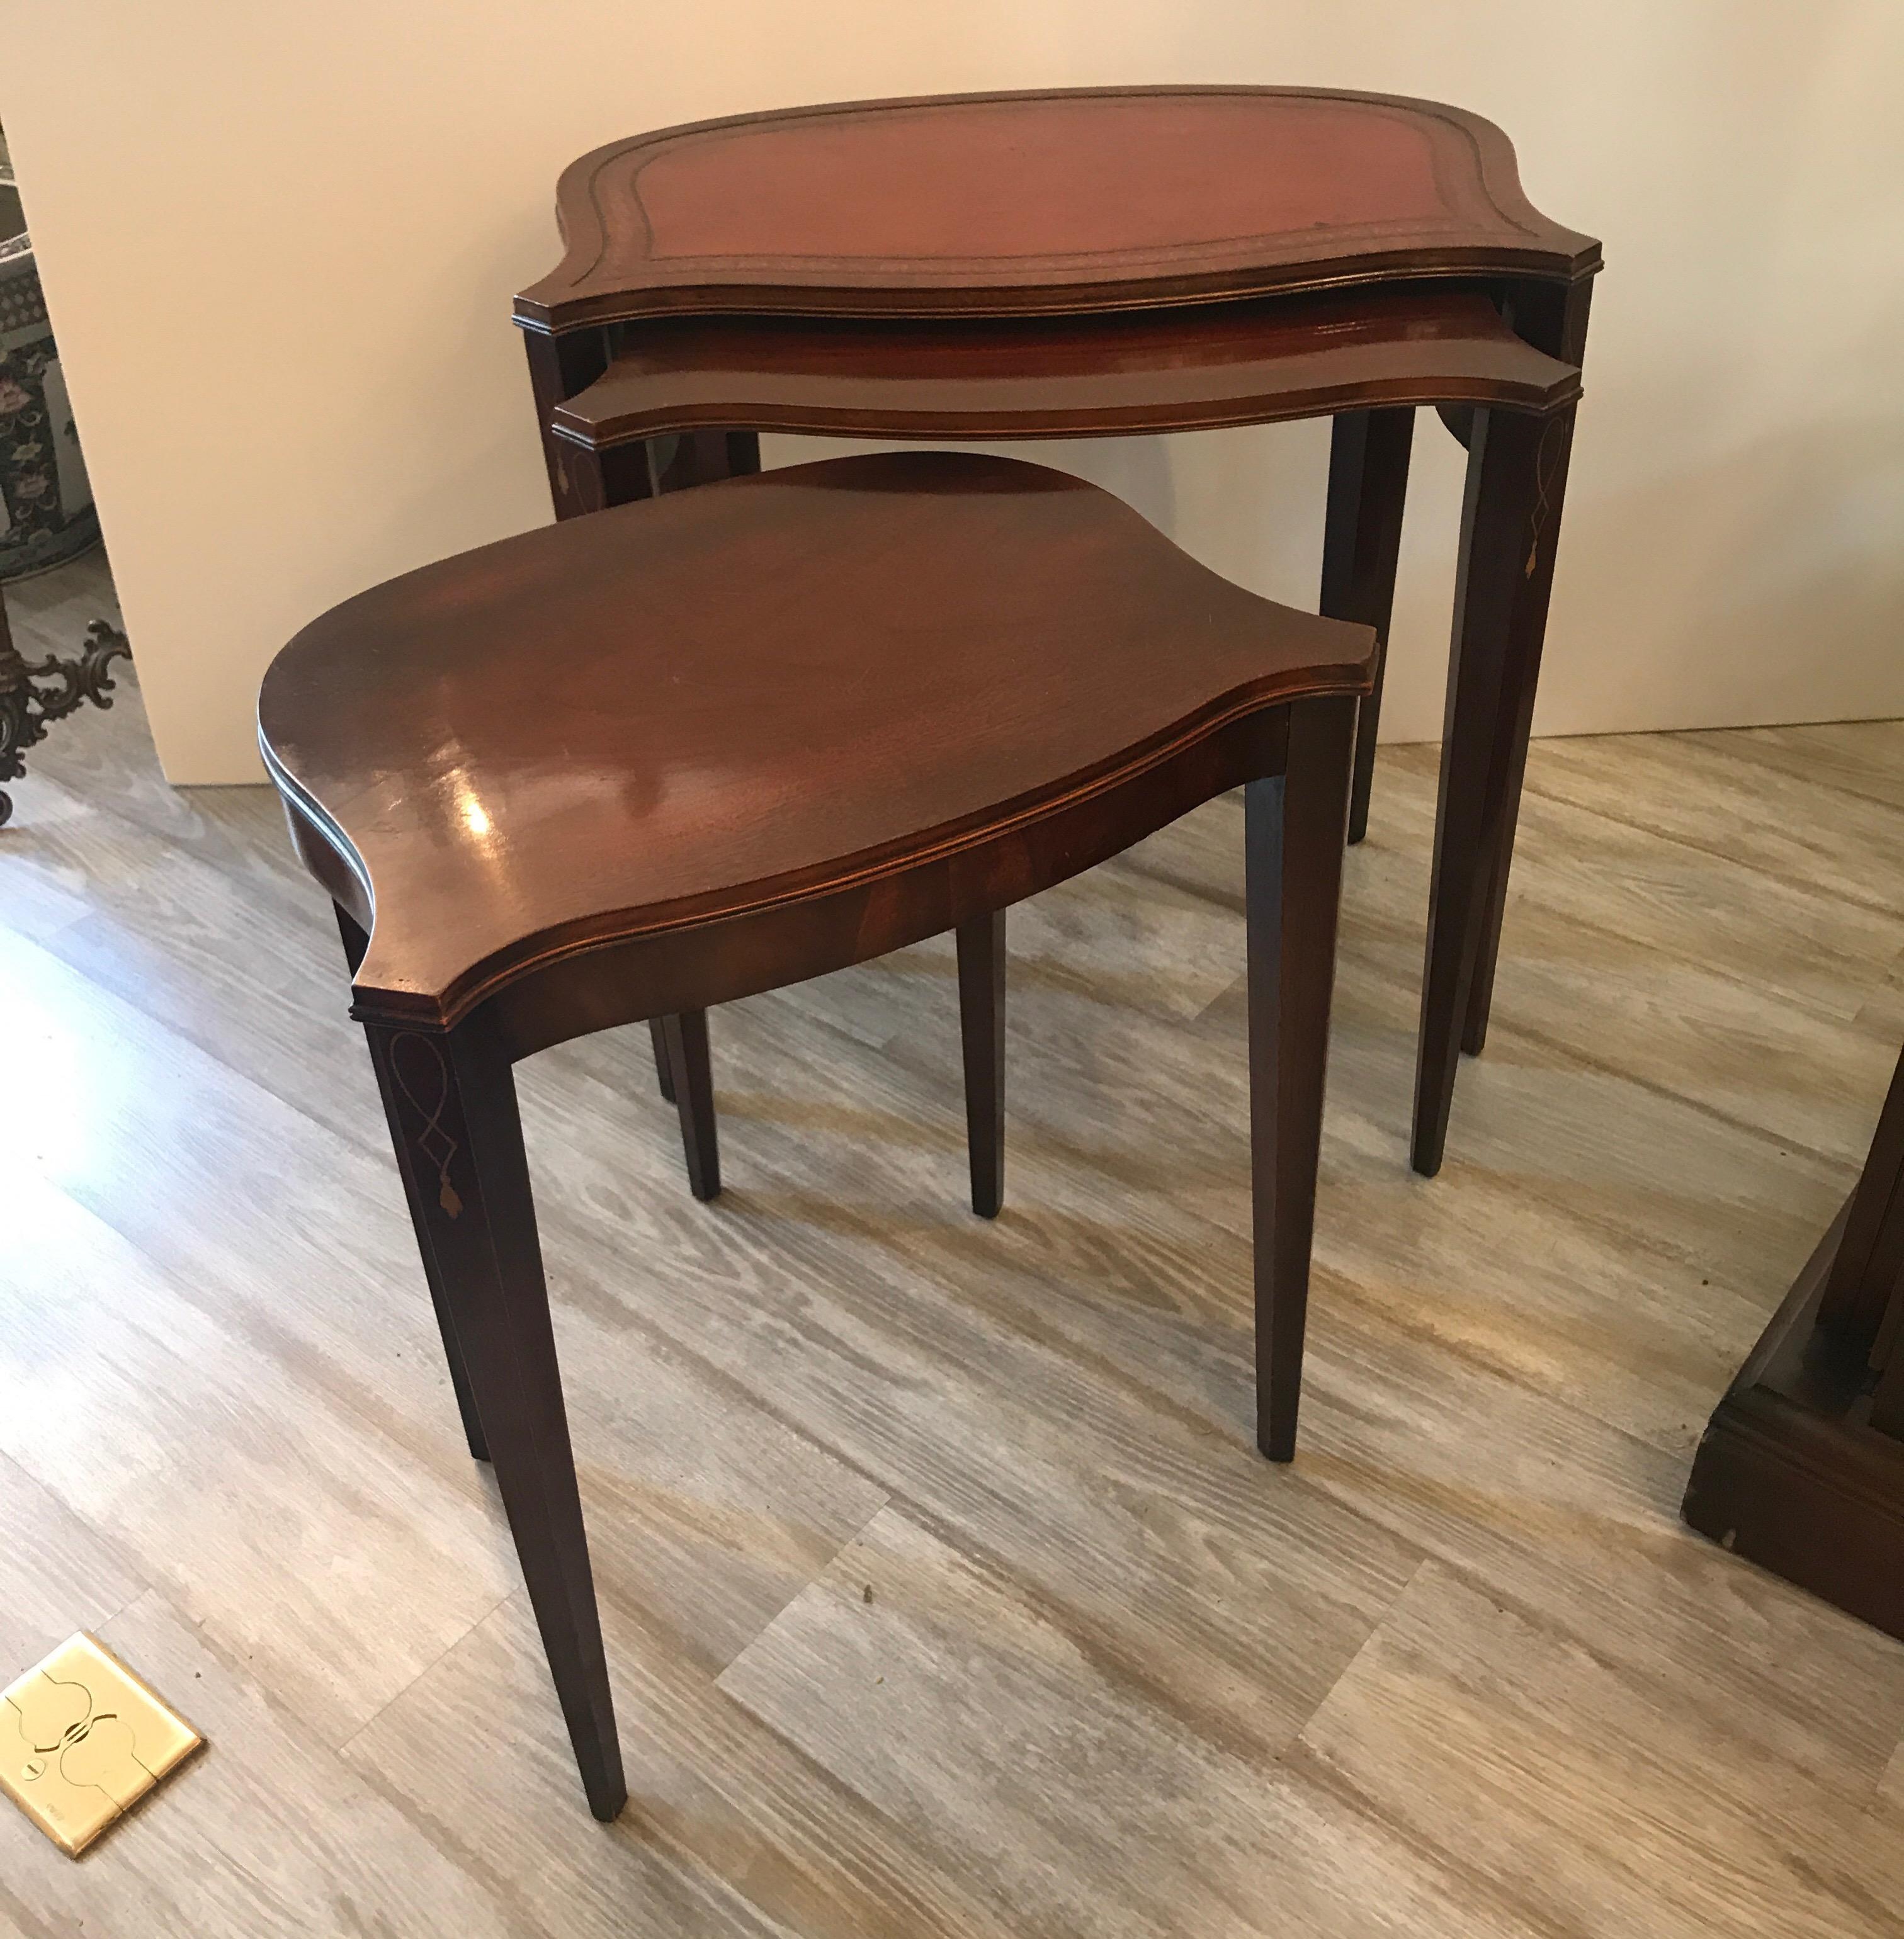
xmin=5 ymin=3 xmax=1901 ymax=784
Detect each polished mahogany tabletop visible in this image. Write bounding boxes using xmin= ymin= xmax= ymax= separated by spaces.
xmin=549 ymin=286 xmax=1580 ymax=452
xmin=260 ymin=452 xmax=1373 ymax=1025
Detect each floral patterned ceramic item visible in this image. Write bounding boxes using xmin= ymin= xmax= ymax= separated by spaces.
xmin=0 ymin=161 xmax=98 ymax=582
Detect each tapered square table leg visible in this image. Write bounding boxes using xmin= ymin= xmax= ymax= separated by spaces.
xmin=660 ymin=1009 xmax=720 ymax=1202
xmin=956 ymin=910 xmax=1006 ymax=1218
xmin=1412 ymin=404 xmax=1575 ymax=1176
xmin=364 ymin=1017 xmax=626 ymax=1822
xmin=1320 ymin=407 xmax=1414 ymax=845
xmin=337 ymin=905 xmax=488 ymax=1462
xmin=1248 ymin=695 xmax=1356 ymax=1460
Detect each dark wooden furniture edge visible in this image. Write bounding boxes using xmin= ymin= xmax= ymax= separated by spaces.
xmin=1821 ymin=1039 xmax=1904 ymax=1358
xmin=268 ymin=676 xmax=1374 ymax=1049
xmin=1682 ymin=1195 xmax=1904 ymax=1643
xmin=547 ymin=288 xmax=1582 ymax=452
xmin=506 ymin=93 xmax=1600 ymax=1192
xmin=515 ymin=85 xmax=1601 ymax=331
xmin=261 ymin=731 xmax=374 ymax=927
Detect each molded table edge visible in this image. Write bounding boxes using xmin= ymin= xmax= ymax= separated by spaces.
xmin=546 ymin=297 xmax=1584 ymax=451
xmin=268 ymin=666 xmax=1371 ymax=1034
xmin=515 ymin=85 xmax=1602 ymax=332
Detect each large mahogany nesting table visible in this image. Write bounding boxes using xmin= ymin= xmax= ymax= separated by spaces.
xmin=514 ymin=86 xmax=1599 ymax=1180
xmin=260 ymin=450 xmax=1375 ymax=1817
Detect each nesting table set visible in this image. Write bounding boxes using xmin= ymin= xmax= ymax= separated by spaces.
xmin=259 ymin=88 xmax=1598 ymax=1819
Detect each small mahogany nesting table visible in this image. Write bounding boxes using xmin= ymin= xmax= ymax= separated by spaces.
xmin=514 ymin=86 xmax=1599 ymax=1182
xmin=260 ymin=450 xmax=1373 ymax=1818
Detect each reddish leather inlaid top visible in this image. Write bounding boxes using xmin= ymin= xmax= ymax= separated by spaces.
xmin=258 ymin=453 xmax=1373 ymax=1020
xmin=638 ymin=96 xmax=1443 ymax=261
xmin=516 ymin=88 xmax=1599 ymax=331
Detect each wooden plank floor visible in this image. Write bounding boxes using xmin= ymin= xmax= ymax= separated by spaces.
xmin=4 ymin=550 xmax=1903 ymax=1937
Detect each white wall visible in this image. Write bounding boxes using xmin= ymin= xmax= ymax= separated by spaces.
xmin=5 ymin=3 xmax=1901 ymax=783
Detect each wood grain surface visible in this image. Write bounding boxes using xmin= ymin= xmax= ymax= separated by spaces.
xmin=515 ymin=88 xmax=1599 ymax=330
xmin=547 ymin=289 xmax=1579 ymax=451
xmin=258 ymin=451 xmax=1370 ymax=1026
xmin=3 ymin=550 xmax=1902 ymax=1935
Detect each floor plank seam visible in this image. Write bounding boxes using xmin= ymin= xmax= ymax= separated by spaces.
xmin=325 ymin=1598 xmax=786 ymax=1939
xmin=623 ymin=1044 xmax=1737 ymax=1551
xmin=1419 ymin=1550 xmax=1904 ymax=1811
xmin=4 ymin=1058 xmax=501 ymax=1500
xmin=848 ymin=1477 xmax=1408 ymax=1767
xmin=333 ymin=1586 xmax=518 ymax=1760
xmin=679 ymin=1048 xmax=1783 ymax=1490
xmin=1517 ymin=773 xmax=1904 ymax=927
xmin=1277 ymin=1733 xmax=1601 ymax=1939
xmin=0 ymin=1448 xmax=156 ymax=1660
xmin=559 ymin=1262 xmax=1348 ymax=1772
xmin=28 ymin=881 xmax=390 ymax=1162
xmin=1567 ymin=719 xmax=1904 ymax=808
xmin=1305 ymin=1267 xmax=1730 ymax=1479
xmin=1285 ymin=1556 xmax=1432 ymax=1738
xmin=1123 ymin=827 xmax=1904 ymax=1087
xmin=1481 ymin=871 xmax=1902 ymax=1044
xmin=1482 ymin=1005 xmax=1878 ymax=1180
xmin=710 ymin=1490 xmax=897 ymax=1678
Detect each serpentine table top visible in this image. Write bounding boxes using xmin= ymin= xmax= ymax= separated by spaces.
xmin=514 ymin=86 xmax=1598 ymax=328
xmin=510 ymin=85 xmax=1601 ymax=1180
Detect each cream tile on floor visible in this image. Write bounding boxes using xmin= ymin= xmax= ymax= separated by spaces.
xmin=2 ymin=553 xmax=1903 ymax=1936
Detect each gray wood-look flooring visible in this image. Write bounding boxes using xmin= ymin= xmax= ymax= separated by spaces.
xmin=3 ymin=550 xmax=1903 ymax=1937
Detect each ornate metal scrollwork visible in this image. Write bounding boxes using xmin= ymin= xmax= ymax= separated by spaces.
xmin=0 ymin=614 xmax=132 ymax=827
